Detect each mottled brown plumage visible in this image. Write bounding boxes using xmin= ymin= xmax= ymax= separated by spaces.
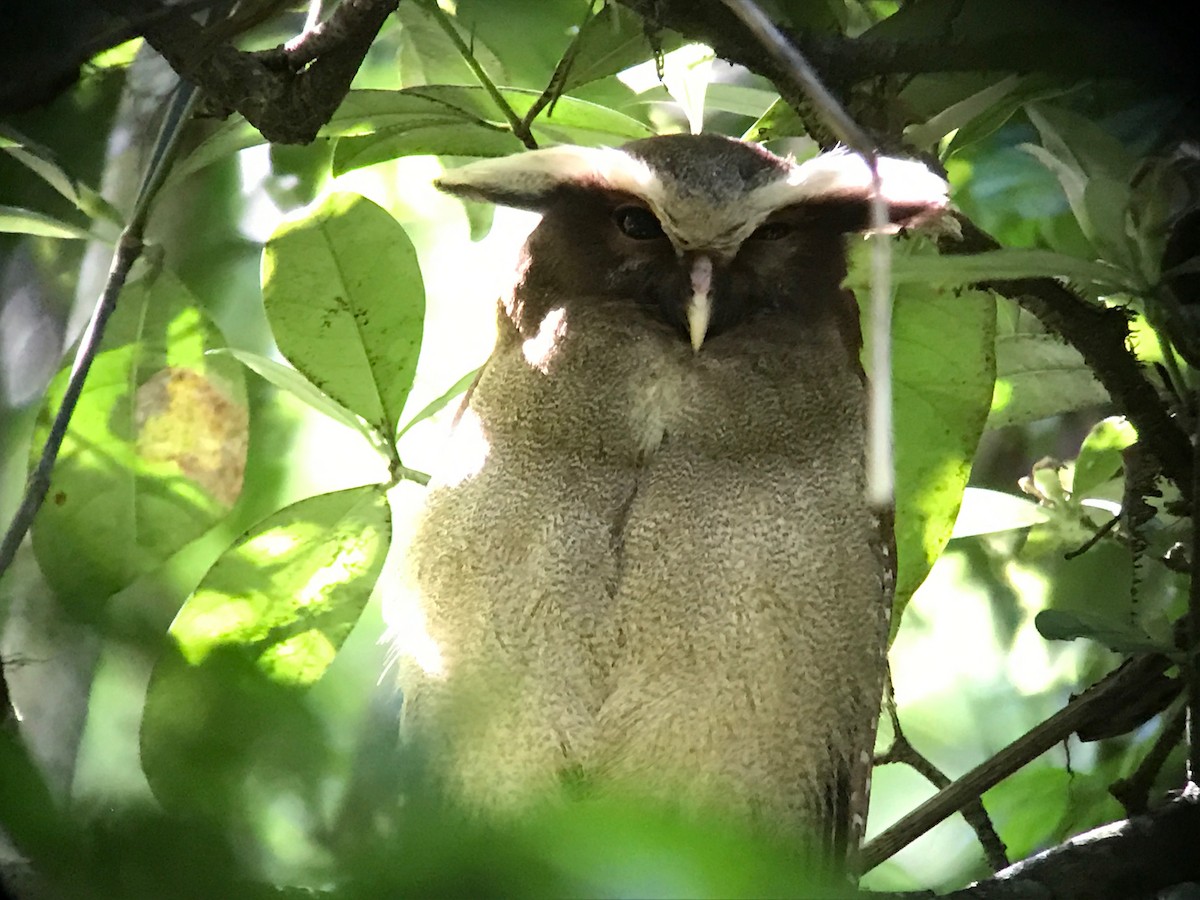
xmin=390 ymin=134 xmax=946 ymax=864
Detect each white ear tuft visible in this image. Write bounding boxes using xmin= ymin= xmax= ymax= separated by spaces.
xmin=434 ymin=146 xmax=656 ymax=210
xmin=789 ymin=150 xmax=949 ymax=209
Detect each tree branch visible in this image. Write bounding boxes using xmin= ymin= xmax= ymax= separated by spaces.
xmin=938 ymin=792 xmax=1200 ymax=900
xmin=0 ymin=83 xmax=198 ymax=582
xmin=947 ymin=216 xmax=1194 ymax=501
xmin=91 ymin=0 xmax=399 ymax=144
xmin=877 ymin=683 xmax=1009 ymax=872
xmin=617 ymin=0 xmax=1188 ymax=94
xmin=861 ymin=651 xmax=1174 ymax=871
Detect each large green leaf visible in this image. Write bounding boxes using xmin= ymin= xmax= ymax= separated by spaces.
xmin=396 ymin=1 xmax=508 ymax=88
xmin=332 ymin=86 xmax=653 ymax=174
xmin=140 ymin=485 xmax=390 ymax=816
xmin=31 ymin=271 xmax=248 ymax=609
xmin=844 ymin=246 xmax=1133 ymax=293
xmin=988 ymin=332 xmax=1109 ymax=429
xmin=261 ymin=192 xmax=425 ymax=440
xmin=561 ymin=3 xmax=681 ymax=92
xmin=860 ymin=239 xmax=997 ymax=617
xmin=162 ymin=485 xmax=390 ymax=682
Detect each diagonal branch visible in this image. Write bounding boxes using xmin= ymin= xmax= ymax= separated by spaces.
xmin=0 ymin=84 xmax=199 ymax=582
xmin=861 ymin=651 xmax=1174 ymax=871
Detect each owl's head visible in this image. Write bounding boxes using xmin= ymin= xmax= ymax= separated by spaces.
xmin=436 ymin=134 xmax=947 ymax=351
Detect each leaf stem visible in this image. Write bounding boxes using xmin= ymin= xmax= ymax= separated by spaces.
xmin=0 ymin=83 xmax=198 ymax=582
xmin=420 ymin=0 xmax=537 ymax=149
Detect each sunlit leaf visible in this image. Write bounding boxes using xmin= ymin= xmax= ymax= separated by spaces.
xmin=396 ymin=2 xmax=507 ymax=87
xmin=165 ymin=485 xmax=391 ymax=682
xmin=1072 ymin=416 xmax=1137 ymax=498
xmin=0 ymin=204 xmax=95 ymax=240
xmin=856 ymin=238 xmax=997 ymax=619
xmin=987 ymin=332 xmax=1109 ymax=429
xmin=331 ymin=86 xmax=653 ymax=174
xmin=562 ymin=3 xmax=678 ymax=91
xmin=139 ymin=485 xmax=389 ymax=812
xmin=951 ymin=487 xmax=1049 ymax=538
xmin=844 ymin=246 xmax=1133 ymax=293
xmin=742 ymin=98 xmax=809 ymax=143
xmin=214 ymin=348 xmax=379 ymax=445
xmin=397 ymin=367 xmax=481 ymax=438
xmin=31 ymin=272 xmax=248 ymax=609
xmin=334 ymin=124 xmax=524 ymax=174
xmin=261 ymin=192 xmax=425 ymax=441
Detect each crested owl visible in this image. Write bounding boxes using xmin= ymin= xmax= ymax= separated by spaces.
xmin=392 ymin=134 xmax=947 ymax=865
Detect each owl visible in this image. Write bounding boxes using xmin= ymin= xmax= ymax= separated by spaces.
xmin=393 ymin=134 xmax=947 ymax=866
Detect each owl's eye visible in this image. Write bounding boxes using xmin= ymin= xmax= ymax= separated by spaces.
xmin=748 ymin=222 xmax=792 ymax=241
xmin=613 ymin=205 xmax=665 ymax=240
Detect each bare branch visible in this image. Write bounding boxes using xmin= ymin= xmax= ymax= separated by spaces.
xmin=862 ymin=652 xmax=1173 ymax=871
xmin=92 ymin=0 xmax=399 ymax=144
xmin=0 ymin=84 xmax=199 ymax=582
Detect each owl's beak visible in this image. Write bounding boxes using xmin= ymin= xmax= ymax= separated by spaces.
xmin=687 ymin=255 xmax=713 ymax=352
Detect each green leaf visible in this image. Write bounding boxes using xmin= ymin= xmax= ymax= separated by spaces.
xmin=332 ymin=86 xmax=653 ymax=174
xmin=1025 ymin=103 xmax=1137 ymax=183
xmin=0 ymin=204 xmax=95 ymax=240
xmin=864 ymin=239 xmax=997 ymax=618
xmin=1081 ymin=174 xmax=1137 ymax=275
xmin=988 ymin=333 xmax=1109 ymax=429
xmin=335 ymin=124 xmax=524 ymax=175
xmin=213 ymin=348 xmax=378 ymax=444
xmin=139 ymin=485 xmax=390 ymax=816
xmin=1072 ymin=416 xmax=1137 ymax=498
xmin=1034 ymin=609 xmax=1166 ymax=655
xmin=845 ymin=246 xmax=1133 ymax=293
xmin=162 ymin=118 xmax=265 ymax=189
xmin=950 ymin=487 xmax=1049 ymax=538
xmin=31 ymin=272 xmax=248 ymax=609
xmin=0 ymin=126 xmax=123 ymax=224
xmin=261 ymin=192 xmax=426 ymax=441
xmin=742 ymin=98 xmax=809 ymax=144
xmin=940 ymin=75 xmax=1071 ymax=157
xmin=167 ymin=485 xmax=391 ymax=682
xmin=398 ymin=367 xmax=481 ymax=438
xmin=561 ymin=3 xmax=678 ymax=91
xmin=905 ymin=74 xmax=1022 ymax=150
xmin=396 ymin=2 xmax=508 ymax=87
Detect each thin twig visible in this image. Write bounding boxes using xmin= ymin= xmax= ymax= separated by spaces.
xmin=517 ymin=0 xmax=598 ymax=132
xmin=1063 ymin=514 xmax=1119 ymax=560
xmin=860 ymin=651 xmax=1172 ymax=871
xmin=0 ymin=84 xmax=199 ymax=582
xmin=1109 ymin=701 xmax=1187 ymax=817
xmin=419 ymin=0 xmax=536 ymax=149
xmin=877 ymin=679 xmax=1009 ymax=871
